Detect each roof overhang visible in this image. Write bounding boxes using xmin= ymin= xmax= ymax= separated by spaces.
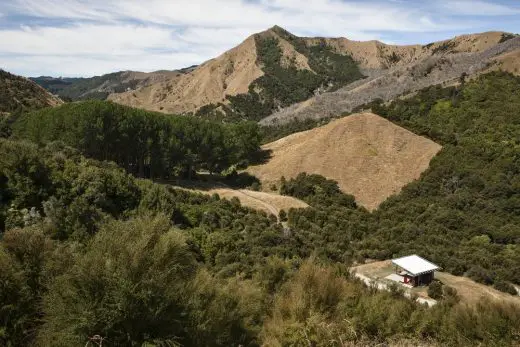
xmin=391 ymin=254 xmax=440 ymax=276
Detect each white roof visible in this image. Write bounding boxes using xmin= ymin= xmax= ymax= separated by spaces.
xmin=391 ymin=255 xmax=440 ymax=276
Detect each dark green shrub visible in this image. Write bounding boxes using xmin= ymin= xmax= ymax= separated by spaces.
xmin=493 ymin=280 xmax=518 ymax=295
xmin=279 ymin=209 xmax=287 ymax=222
xmin=427 ymin=280 xmax=443 ymax=299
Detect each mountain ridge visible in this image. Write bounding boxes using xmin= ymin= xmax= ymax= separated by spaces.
xmin=107 ymin=27 xmax=519 ymax=121
xmin=30 ymin=26 xmax=520 ymax=125
xmin=262 ymin=33 xmax=520 ymax=125
xmin=30 ymin=69 xmax=182 ymax=101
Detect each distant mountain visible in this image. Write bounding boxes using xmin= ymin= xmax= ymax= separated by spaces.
xmin=107 ymin=27 xmax=519 ymax=123
xmin=108 ymin=26 xmax=366 ymax=120
xmin=263 ymin=31 xmax=520 ymax=125
xmin=30 ymin=70 xmax=183 ymax=101
xmin=33 ymin=27 xmax=519 ymax=124
xmin=0 ymin=69 xmax=62 ymax=115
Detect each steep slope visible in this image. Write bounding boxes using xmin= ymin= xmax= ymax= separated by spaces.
xmin=109 ymin=35 xmax=264 ymax=114
xmin=247 ymin=113 xmax=441 ymax=210
xmin=109 ymin=26 xmax=364 ymax=119
xmin=0 ymin=69 xmax=62 ymax=114
xmin=108 ymin=27 xmax=519 ymax=123
xmin=31 ymin=70 xmax=181 ymax=101
xmin=262 ymin=33 xmax=520 ymax=124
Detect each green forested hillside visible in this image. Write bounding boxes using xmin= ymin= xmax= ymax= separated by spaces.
xmin=283 ymin=72 xmax=520 ymax=289
xmin=13 ymin=101 xmax=262 ymax=178
xmin=1 ymin=73 xmax=520 ymax=346
xmin=1 ymin=139 xmax=519 ymax=347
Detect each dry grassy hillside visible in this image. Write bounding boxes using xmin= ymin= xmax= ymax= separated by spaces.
xmin=263 ymin=34 xmax=520 ymax=124
xmin=248 ymin=113 xmax=442 ymax=210
xmin=306 ymin=38 xmax=421 ymax=70
xmin=490 ymin=48 xmax=520 ymax=75
xmin=109 ymin=35 xmax=264 ymax=114
xmin=108 ymin=27 xmax=518 ymax=119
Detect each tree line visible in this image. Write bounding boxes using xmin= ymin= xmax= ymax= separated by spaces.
xmin=12 ymin=100 xmax=263 ymax=179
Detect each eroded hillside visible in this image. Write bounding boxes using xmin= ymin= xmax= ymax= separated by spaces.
xmin=262 ymin=33 xmax=520 ymax=124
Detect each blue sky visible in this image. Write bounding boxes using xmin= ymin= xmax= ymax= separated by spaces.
xmin=0 ymin=0 xmax=519 ymax=77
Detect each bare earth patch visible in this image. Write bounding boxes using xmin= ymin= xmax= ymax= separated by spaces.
xmin=248 ymin=113 xmax=442 ymax=210
xmin=173 ymin=182 xmax=308 ymax=217
xmin=206 ymin=188 xmax=308 ymax=216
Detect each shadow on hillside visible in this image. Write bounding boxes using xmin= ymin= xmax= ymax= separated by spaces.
xmin=248 ymin=149 xmax=273 ymax=166
xmin=164 ymin=172 xmax=261 ymax=191
xmin=156 ymin=149 xmax=271 ymax=191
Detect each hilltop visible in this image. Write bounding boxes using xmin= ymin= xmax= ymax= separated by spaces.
xmin=248 ymin=112 xmax=441 ymax=210
xmin=0 ymin=69 xmax=62 ymax=115
xmin=108 ymin=25 xmax=365 ymax=119
xmin=103 ymin=27 xmax=520 ymax=124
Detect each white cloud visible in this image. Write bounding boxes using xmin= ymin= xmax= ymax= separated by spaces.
xmin=0 ymin=24 xmax=177 ymax=56
xmin=10 ymin=0 xmax=113 ymax=21
xmin=8 ymin=0 xmax=446 ymax=33
xmin=439 ymin=0 xmax=520 ymax=16
xmin=0 ymin=52 xmax=205 ymax=77
xmin=0 ymin=0 xmax=517 ymax=76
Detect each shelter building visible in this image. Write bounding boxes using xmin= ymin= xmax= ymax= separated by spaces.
xmin=391 ymin=255 xmax=440 ymax=287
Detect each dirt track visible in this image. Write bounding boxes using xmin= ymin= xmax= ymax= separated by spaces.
xmin=206 ymin=188 xmax=308 ymax=218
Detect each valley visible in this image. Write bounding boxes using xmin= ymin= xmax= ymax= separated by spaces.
xmin=1 ymin=15 xmax=520 ymax=347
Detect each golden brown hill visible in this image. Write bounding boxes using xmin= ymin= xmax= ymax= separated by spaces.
xmin=108 ymin=27 xmax=318 ymax=114
xmin=248 ymin=113 xmax=442 ymax=210
xmin=107 ymin=26 xmax=518 ymax=120
xmin=108 ymin=34 xmax=264 ymax=114
xmin=305 ymin=31 xmax=508 ymax=70
xmin=0 ymin=69 xmax=62 ymax=114
xmin=491 ymin=48 xmax=520 ymax=75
